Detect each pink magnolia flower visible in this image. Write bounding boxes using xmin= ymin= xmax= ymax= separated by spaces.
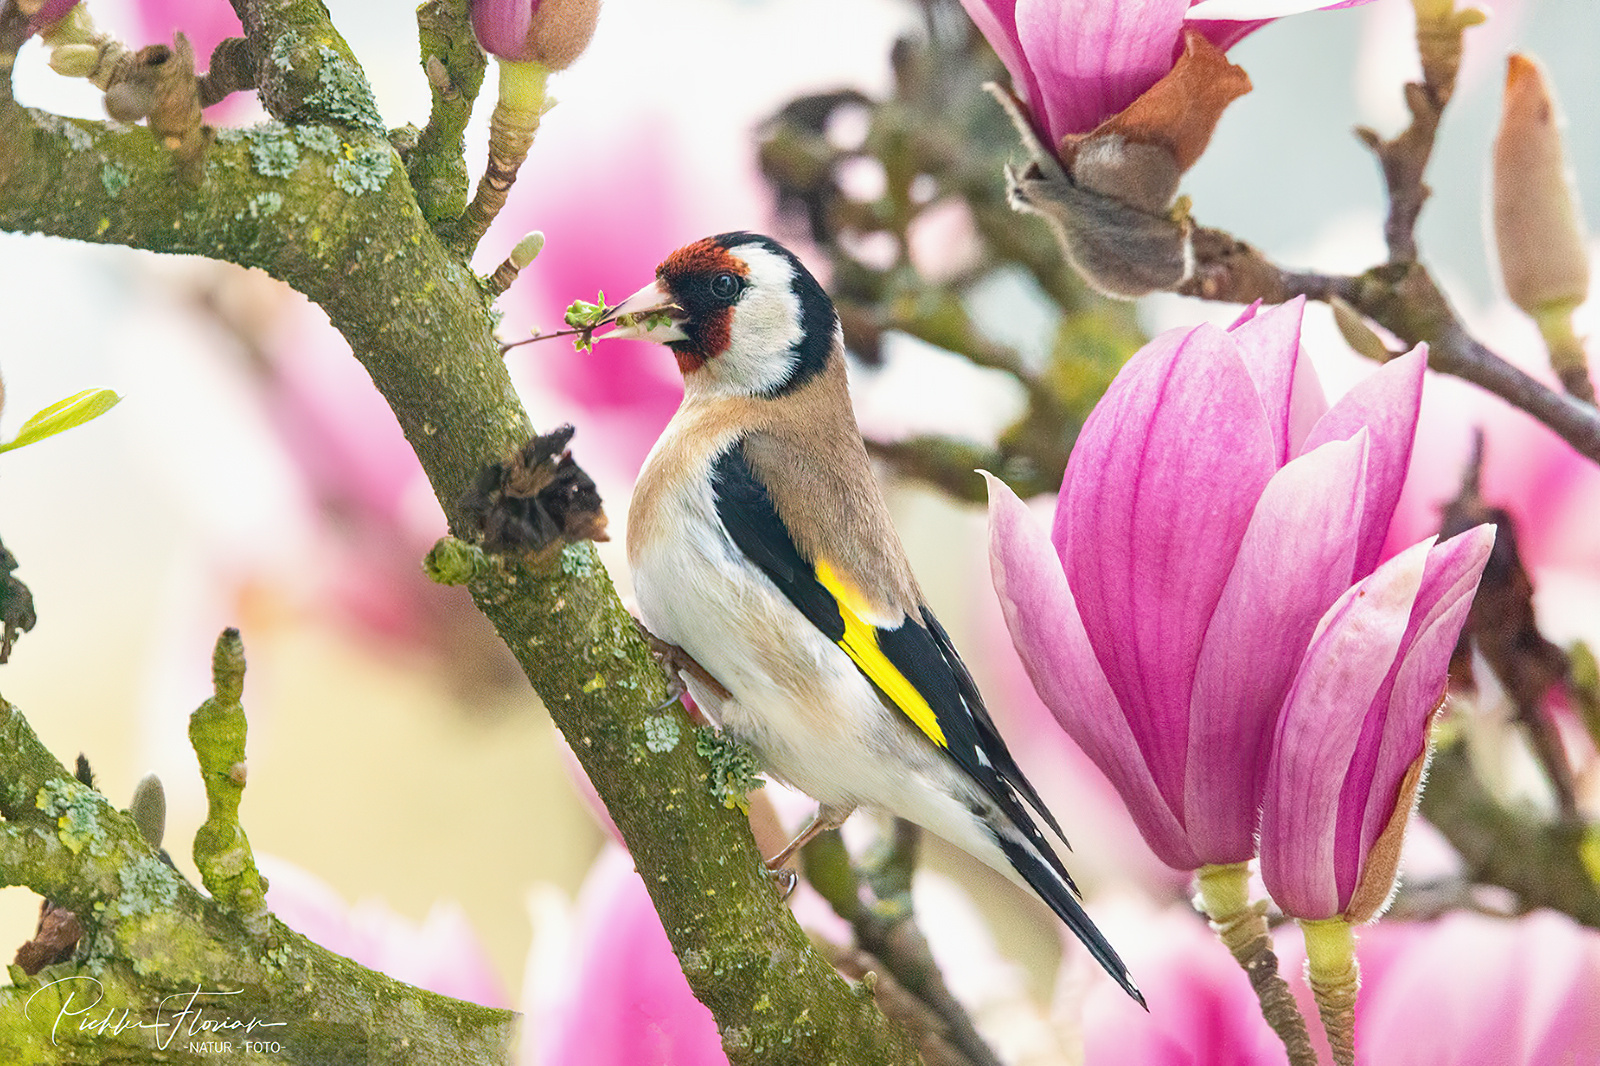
xmin=958 ymin=0 xmax=1369 ymax=146
xmin=1080 ymin=903 xmax=1600 ymax=1066
xmin=987 ymin=299 xmax=1492 ymax=873
xmin=1258 ymin=530 xmax=1492 ymax=922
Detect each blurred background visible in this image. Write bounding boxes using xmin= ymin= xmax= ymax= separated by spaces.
xmin=3 ymin=0 xmax=1599 ymax=1060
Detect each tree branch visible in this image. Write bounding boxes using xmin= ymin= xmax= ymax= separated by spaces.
xmin=1417 ymin=738 xmax=1600 ymax=929
xmin=410 ymin=0 xmax=486 ymax=226
xmin=0 ymin=2 xmax=923 ymax=1061
xmin=1 ymin=694 xmax=515 ymax=1064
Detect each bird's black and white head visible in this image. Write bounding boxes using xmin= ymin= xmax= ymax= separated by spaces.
xmin=597 ymin=232 xmax=839 ymax=398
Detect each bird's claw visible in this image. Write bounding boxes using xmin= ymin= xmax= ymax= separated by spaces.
xmin=766 ymin=863 xmax=799 ymax=900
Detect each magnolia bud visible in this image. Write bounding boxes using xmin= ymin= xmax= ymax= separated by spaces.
xmin=1492 ymin=54 xmax=1589 ymax=316
xmin=510 ymin=230 xmax=546 ymax=268
xmin=471 ymin=0 xmax=601 ymax=71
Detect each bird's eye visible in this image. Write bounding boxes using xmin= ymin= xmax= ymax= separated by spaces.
xmin=710 ymin=273 xmax=740 ymax=301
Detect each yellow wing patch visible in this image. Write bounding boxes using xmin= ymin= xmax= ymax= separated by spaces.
xmin=815 ymin=560 xmax=947 ymax=748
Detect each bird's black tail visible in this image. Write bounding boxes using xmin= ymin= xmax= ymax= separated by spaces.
xmin=995 ymin=830 xmax=1146 ymax=1009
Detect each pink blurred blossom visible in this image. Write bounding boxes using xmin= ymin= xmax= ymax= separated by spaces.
xmin=1078 ymin=903 xmax=1288 ymax=1065
xmin=128 ymin=0 xmax=243 ymax=65
xmin=493 ymin=126 xmax=702 ymax=489
xmin=523 ymin=846 xmax=726 ymax=1066
xmin=1350 ymin=910 xmax=1600 ymax=1065
xmin=258 ymin=854 xmax=509 ymax=1008
xmin=1080 ymin=904 xmax=1600 ymax=1066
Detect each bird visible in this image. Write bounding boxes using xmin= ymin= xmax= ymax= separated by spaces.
xmin=592 ymin=231 xmax=1143 ymax=1006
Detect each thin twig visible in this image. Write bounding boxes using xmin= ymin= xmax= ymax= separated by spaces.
xmin=803 ymin=827 xmax=1006 ymax=1066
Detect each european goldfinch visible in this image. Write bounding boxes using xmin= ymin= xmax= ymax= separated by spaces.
xmin=596 ymin=232 xmax=1142 ymax=1006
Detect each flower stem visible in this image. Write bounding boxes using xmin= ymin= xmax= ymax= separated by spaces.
xmin=1533 ymin=301 xmax=1596 ymax=403
xmin=1195 ymin=863 xmax=1318 ymax=1066
xmin=1301 ymin=916 xmax=1361 ymax=1066
xmin=450 ymin=58 xmax=549 ymax=253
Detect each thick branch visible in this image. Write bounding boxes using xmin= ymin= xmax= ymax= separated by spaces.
xmin=0 ymin=698 xmax=515 ymax=1063
xmin=1178 ymin=236 xmax=1600 ymax=467
xmin=0 ymin=11 xmax=921 ymax=1061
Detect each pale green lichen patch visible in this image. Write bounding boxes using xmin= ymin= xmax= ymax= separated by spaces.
xmin=331 ymin=144 xmax=394 ymax=194
xmin=310 ymin=44 xmax=382 ymax=132
xmin=558 ymin=543 xmax=595 ymax=577
xmin=114 ymin=855 xmax=179 ymax=918
xmin=269 ymin=32 xmax=302 ymax=73
xmin=246 ymin=125 xmax=301 ymax=178
xmin=695 ymin=729 xmax=764 ymax=813
xmin=643 ymin=715 xmax=680 ymax=753
xmin=35 ymin=778 xmax=108 ymax=856
xmin=294 ymin=124 xmax=343 ymax=156
xmin=100 ymin=162 xmax=130 ymax=197
xmin=246 ymin=192 xmax=283 ymax=219
xmin=37 ymin=111 xmax=94 ymax=152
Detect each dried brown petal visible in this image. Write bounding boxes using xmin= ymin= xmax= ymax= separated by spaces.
xmin=461 ymin=424 xmax=609 ymax=563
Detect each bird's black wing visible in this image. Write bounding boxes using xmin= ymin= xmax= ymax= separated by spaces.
xmin=710 ymin=441 xmax=1066 ymax=857
xmin=710 ymin=439 xmax=1143 ymax=1007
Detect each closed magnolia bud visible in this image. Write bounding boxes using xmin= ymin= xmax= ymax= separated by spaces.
xmin=1492 ymin=54 xmax=1590 ymax=315
xmin=471 ymin=0 xmax=600 ymax=71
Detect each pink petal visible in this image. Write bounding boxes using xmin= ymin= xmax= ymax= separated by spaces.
xmin=987 ymin=475 xmax=1197 ymax=869
xmin=1014 ymin=0 xmax=1192 ymax=140
xmin=1349 ymin=525 xmax=1493 ymax=872
xmin=1285 ymin=341 xmax=1330 ymax=456
xmin=471 ymin=0 xmax=537 ymax=62
xmin=1259 ymin=540 xmax=1432 ymax=920
xmin=1184 ymin=16 xmax=1272 ymax=50
xmin=538 ymin=848 xmax=726 ymax=1066
xmin=956 ymin=0 xmax=1046 ymax=116
xmin=1299 ymin=345 xmax=1427 ymax=576
xmin=1184 ymin=433 xmax=1368 ymax=863
xmin=1226 ymin=296 xmax=1307 ymax=466
xmin=1061 ymin=324 xmax=1276 ymax=823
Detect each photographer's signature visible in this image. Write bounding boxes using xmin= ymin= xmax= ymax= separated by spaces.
xmin=25 ymin=977 xmax=288 ymax=1053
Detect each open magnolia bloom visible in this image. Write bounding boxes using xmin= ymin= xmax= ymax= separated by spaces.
xmin=987 ymin=298 xmax=1493 ymax=880
xmin=957 ymin=0 xmax=1372 ymax=146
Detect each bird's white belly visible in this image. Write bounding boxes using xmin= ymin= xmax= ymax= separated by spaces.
xmin=632 ymin=481 xmax=906 ymax=811
xmin=628 ymin=444 xmax=1010 ymax=876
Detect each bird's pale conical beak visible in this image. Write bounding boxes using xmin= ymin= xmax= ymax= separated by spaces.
xmin=594 ymin=280 xmax=688 ymax=343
